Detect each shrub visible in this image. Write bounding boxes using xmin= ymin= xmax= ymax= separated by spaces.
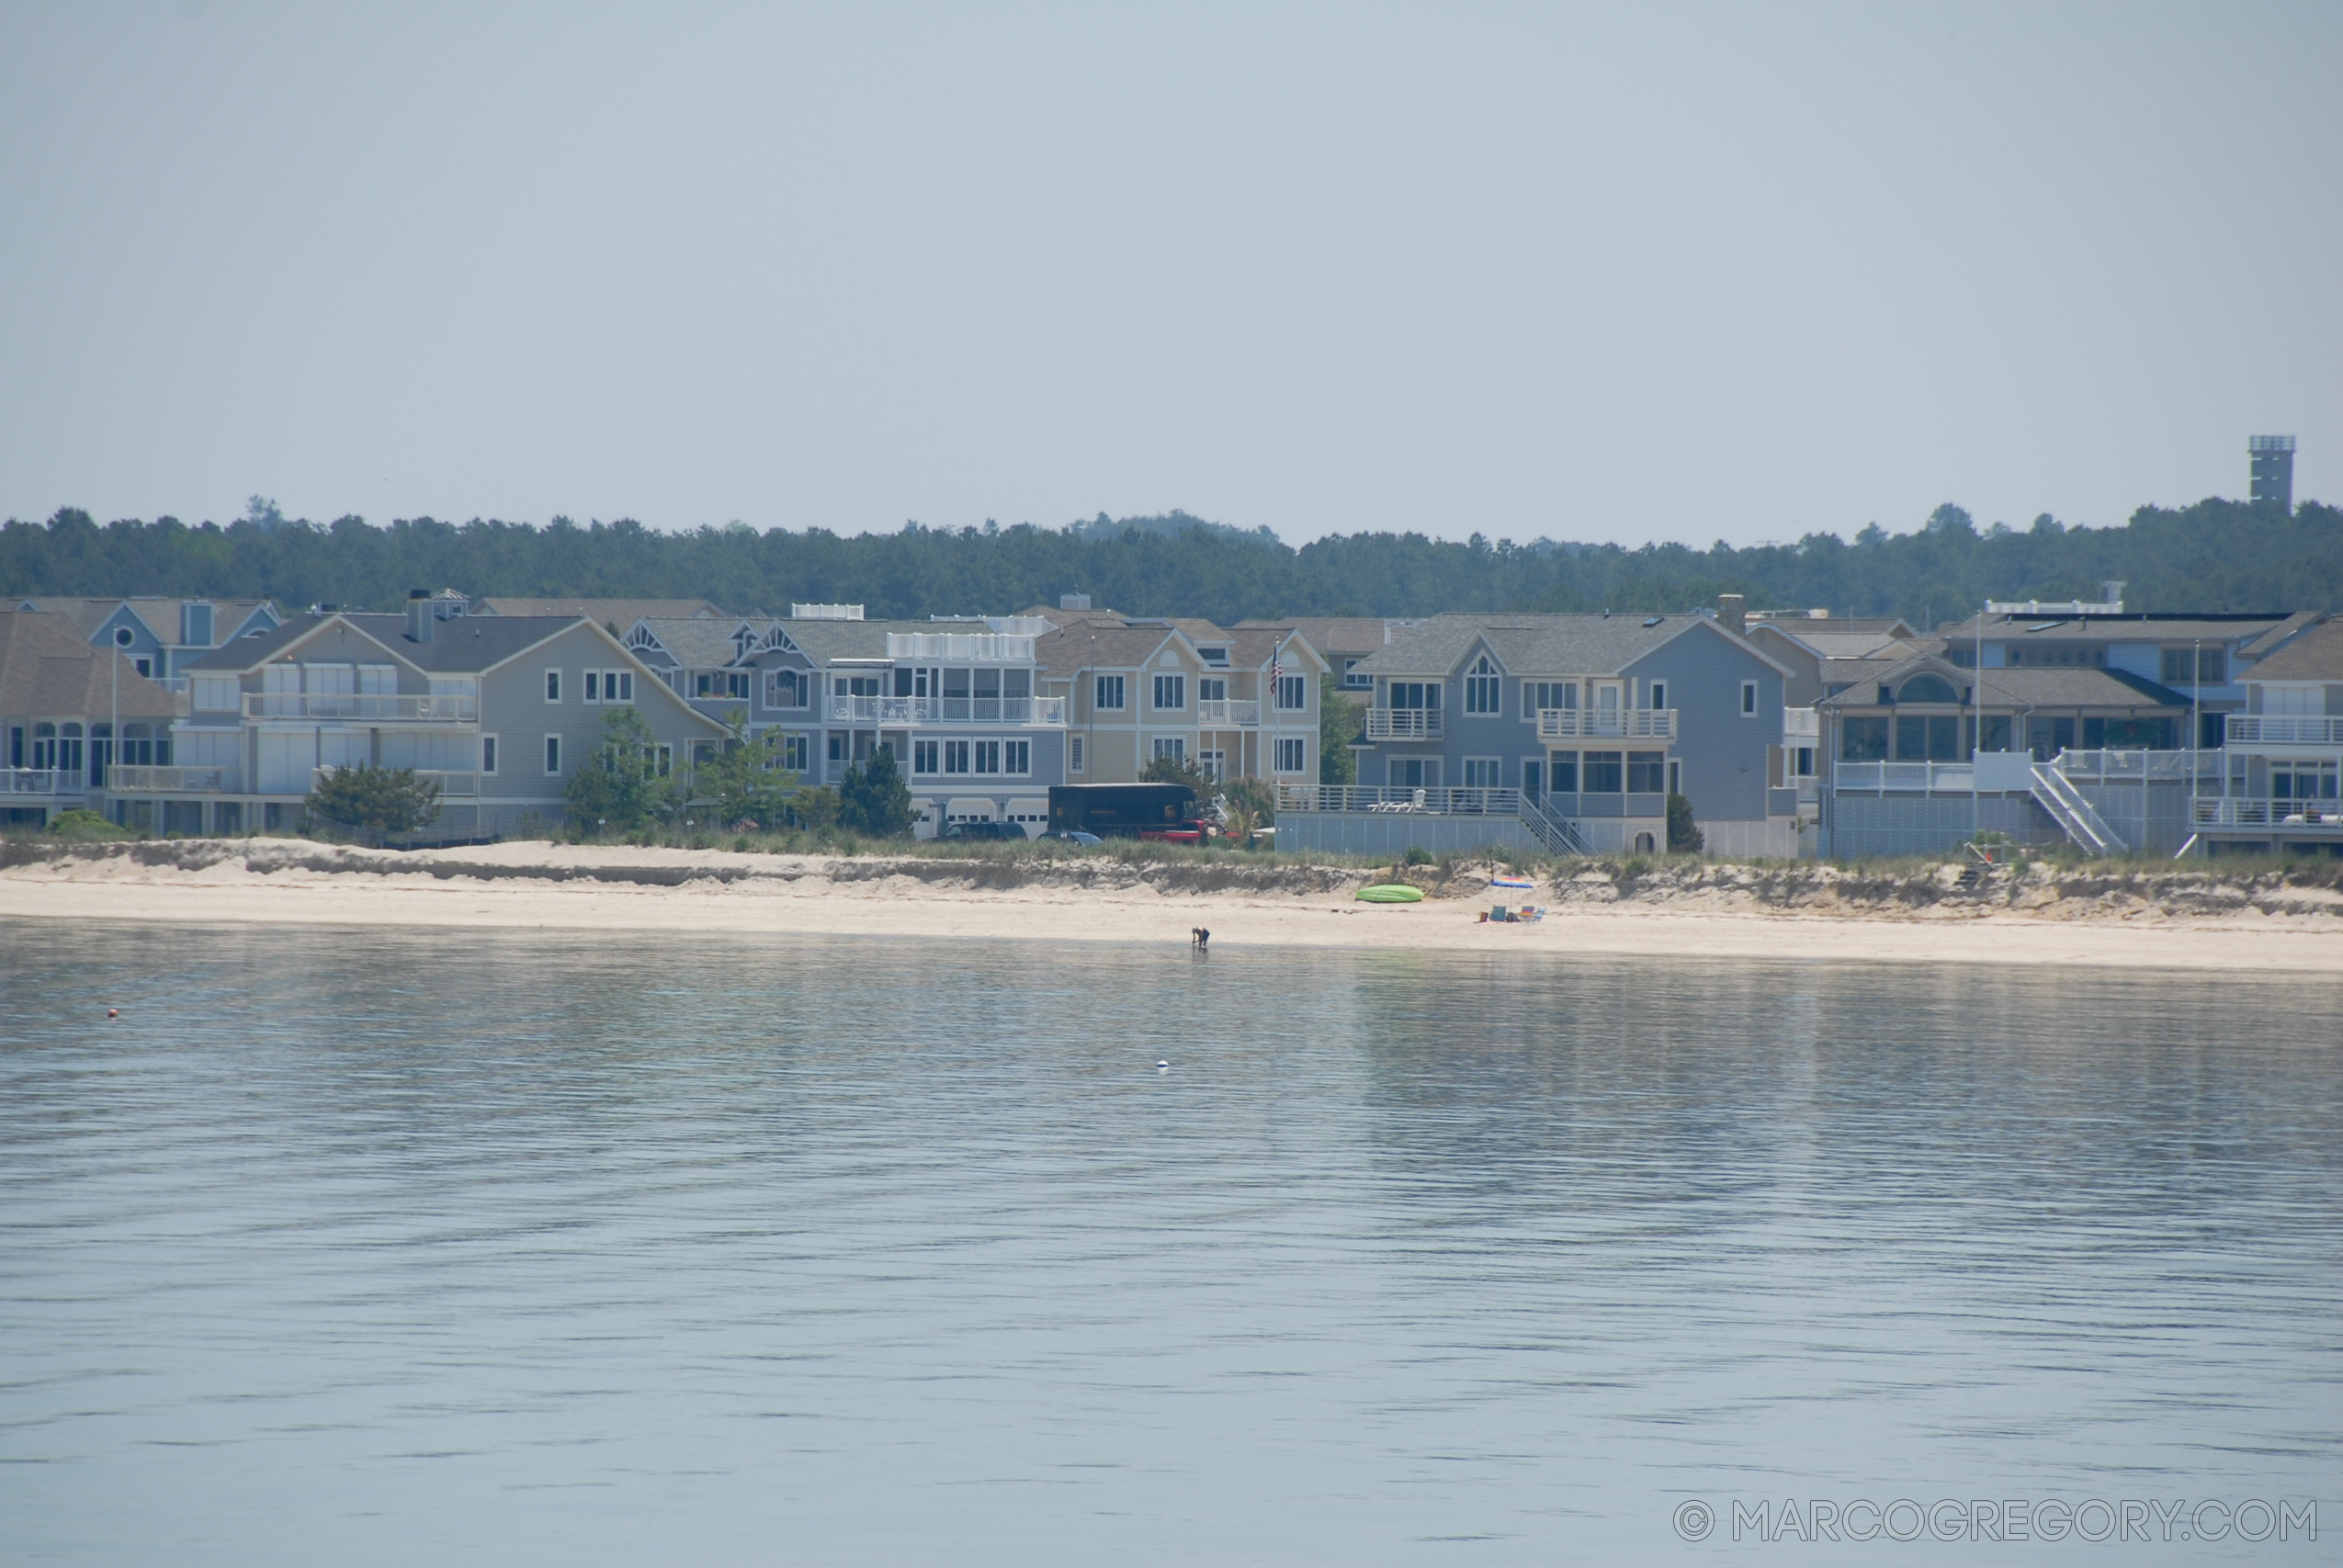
xmin=44 ymin=807 xmax=129 ymax=840
xmin=309 ymin=764 xmax=443 ymax=843
xmin=1666 ymin=793 xmax=1703 ymax=853
xmin=1403 ymin=844 xmax=1434 ymax=866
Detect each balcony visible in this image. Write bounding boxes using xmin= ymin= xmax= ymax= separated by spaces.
xmin=4 ymin=768 xmax=74 ymax=795
xmin=108 ymin=766 xmax=235 ymax=794
xmin=2190 ymin=797 xmax=2343 ymax=829
xmin=824 ymin=694 xmax=1065 ymax=726
xmin=1364 ymin=707 xmax=1443 ymax=739
xmin=1538 ymin=708 xmax=1676 ymax=740
xmin=1196 ymin=699 xmax=1261 ymax=727
xmin=1277 ymin=784 xmax=1521 ymax=815
xmin=2227 ymin=716 xmax=2343 ymax=747
xmin=245 ymin=693 xmax=478 ymax=722
xmin=313 ymin=766 xmax=480 ymax=798
xmin=1783 ymin=705 xmax=1819 ymax=742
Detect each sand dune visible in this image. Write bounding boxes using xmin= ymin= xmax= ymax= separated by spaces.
xmin=3 ymin=839 xmax=2338 ymax=973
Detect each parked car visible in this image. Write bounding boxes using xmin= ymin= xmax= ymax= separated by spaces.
xmin=940 ymin=820 xmax=1029 ymax=842
xmin=1040 ymin=829 xmax=1104 ymax=845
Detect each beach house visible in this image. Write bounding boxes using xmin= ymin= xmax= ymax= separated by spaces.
xmin=11 ymin=596 xmax=282 ymax=688
xmin=114 ymin=594 xmax=725 ymax=838
xmin=1285 ymin=608 xmax=1798 ymax=857
xmin=724 ymin=611 xmax=1070 ymax=837
xmin=2 ymin=608 xmax=182 ymax=829
xmin=2185 ymin=615 xmax=2343 ymax=854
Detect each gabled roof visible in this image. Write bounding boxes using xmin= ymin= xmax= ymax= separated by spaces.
xmin=2241 ymin=616 xmax=2343 ymax=682
xmin=1232 ymin=616 xmax=1418 ymax=657
xmin=1034 ymin=619 xmax=1191 ymax=681
xmin=626 ymin=616 xmax=763 ymax=669
xmin=1817 ymin=649 xmax=2190 ymax=710
xmin=185 ymin=613 xmax=602 ymax=676
xmin=2238 ymin=611 xmax=2327 ymax=661
xmin=0 ymin=611 xmax=180 ymax=719
xmin=1353 ymin=612 xmax=1789 ymax=679
xmin=12 ymin=596 xmax=279 ymax=644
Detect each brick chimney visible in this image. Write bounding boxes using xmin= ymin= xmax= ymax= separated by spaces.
xmin=1716 ymin=593 xmax=1746 ymax=635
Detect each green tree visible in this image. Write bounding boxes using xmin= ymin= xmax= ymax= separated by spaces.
xmin=696 ymin=714 xmax=799 ymax=829
xmin=1319 ymin=691 xmax=1360 ymax=785
xmin=790 ymin=784 xmax=842 ymax=831
xmin=838 ymin=744 xmax=914 ymax=836
xmin=564 ymin=707 xmax=682 ymax=833
xmin=1666 ymin=792 xmax=1703 ymax=854
xmin=1138 ymin=751 xmax=1212 ymax=791
xmin=308 ymin=763 xmax=444 ymax=844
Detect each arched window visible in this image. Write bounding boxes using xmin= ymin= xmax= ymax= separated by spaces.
xmin=1464 ymin=654 xmax=1501 ymax=715
xmin=1897 ymin=674 xmax=1960 ymax=705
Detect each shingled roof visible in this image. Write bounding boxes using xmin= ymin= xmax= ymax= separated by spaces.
xmin=1353 ymin=612 xmax=1783 ymax=677
xmin=0 ymin=611 xmax=180 ymax=720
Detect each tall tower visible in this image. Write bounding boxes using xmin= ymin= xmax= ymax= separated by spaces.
xmin=2249 ymin=434 xmax=2295 ymax=511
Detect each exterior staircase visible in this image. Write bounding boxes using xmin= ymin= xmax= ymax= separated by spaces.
xmin=1519 ymin=792 xmax=1593 ymax=856
xmin=2028 ymin=762 xmax=2126 ymax=856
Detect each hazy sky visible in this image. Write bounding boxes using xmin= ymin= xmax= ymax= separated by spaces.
xmin=3 ymin=3 xmax=2336 ymax=547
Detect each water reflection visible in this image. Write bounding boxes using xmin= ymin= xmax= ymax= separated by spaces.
xmin=2 ymin=922 xmax=2337 ymax=1565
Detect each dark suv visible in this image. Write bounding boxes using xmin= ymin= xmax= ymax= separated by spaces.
xmin=940 ymin=821 xmax=1029 ymax=842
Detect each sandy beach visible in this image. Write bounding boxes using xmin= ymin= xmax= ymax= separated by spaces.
xmin=4 ymin=839 xmax=2340 ymax=973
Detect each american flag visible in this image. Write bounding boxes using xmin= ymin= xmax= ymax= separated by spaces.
xmin=1270 ymin=645 xmax=1282 ymax=707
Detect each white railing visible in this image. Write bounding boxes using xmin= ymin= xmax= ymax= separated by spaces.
xmin=4 ymin=768 xmax=71 ymax=795
xmin=1538 ymin=708 xmax=1676 ymax=740
xmin=2190 ymin=798 xmax=2343 ymax=828
xmin=108 ymin=766 xmax=233 ymax=794
xmin=2030 ymin=763 xmax=2125 ymax=856
xmin=884 ymin=632 xmax=1036 ymax=662
xmin=1196 ymin=699 xmax=1261 ymax=726
xmin=1783 ymin=705 xmax=1820 ymax=741
xmin=2227 ymin=716 xmax=2343 ymax=746
xmin=1277 ymin=784 xmax=1521 ymax=816
xmin=1833 ymin=752 xmax=2038 ymax=793
xmin=245 ymin=693 xmax=478 ymax=721
xmin=311 ymin=766 xmax=481 ymax=798
xmin=824 ymin=694 xmax=1065 ymax=726
xmin=1364 ymin=707 xmax=1443 ymax=739
xmin=2053 ymin=749 xmax=2224 ymax=784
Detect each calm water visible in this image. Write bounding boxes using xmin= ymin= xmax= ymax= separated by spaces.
xmin=3 ymin=922 xmax=2339 ymax=1565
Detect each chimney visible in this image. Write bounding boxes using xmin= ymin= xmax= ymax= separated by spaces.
xmin=407 ymin=589 xmax=434 ymax=644
xmin=2101 ymin=581 xmax=2125 ymax=612
xmin=1060 ymin=592 xmax=1091 ymax=612
xmin=1716 ymin=593 xmax=1746 ymax=635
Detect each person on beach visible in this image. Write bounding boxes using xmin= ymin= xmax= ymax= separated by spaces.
xmin=1192 ymin=927 xmax=1210 ymax=950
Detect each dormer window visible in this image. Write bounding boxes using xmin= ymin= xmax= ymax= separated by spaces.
xmin=1196 ymin=647 xmax=1229 ymax=667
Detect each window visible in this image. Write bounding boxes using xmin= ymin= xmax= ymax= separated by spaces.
xmin=945 ymin=739 xmax=971 ymax=773
xmin=1152 ymin=737 xmax=1186 ymax=763
xmin=1627 ymin=751 xmax=1665 ymax=793
xmin=1896 ymin=674 xmax=1960 ymax=705
xmin=1198 ymin=750 xmax=1225 ymax=782
xmin=1198 ymin=677 xmax=1228 ymax=704
xmin=1548 ymin=751 xmax=1579 ymax=793
xmin=1004 ymin=739 xmax=1030 ymax=774
xmin=1526 ymin=682 xmax=1577 ymax=716
xmin=1094 ymin=674 xmax=1126 ymax=711
xmin=1740 ymin=680 xmax=1759 ymax=716
xmin=1841 ymin=717 xmax=1888 ymax=761
xmin=779 ymin=733 xmax=810 ymax=771
xmin=1275 ymin=674 xmax=1306 ymax=710
xmin=765 ymin=670 xmax=807 ymax=708
xmin=1390 ymin=757 xmax=1440 ymax=788
xmin=1464 ymin=656 xmax=1500 ymax=715
xmin=1522 ymin=758 xmax=1543 ymax=796
xmin=481 ymin=736 xmax=499 ymax=775
xmin=133 ymin=657 xmax=153 ymax=678
xmin=914 ymin=739 xmax=940 ymax=774
xmin=2162 ymin=648 xmax=2226 ymax=686
xmin=975 ymin=740 xmax=1002 ymax=774
xmin=651 ymin=744 xmax=673 ymax=777
xmin=1463 ymin=758 xmax=1503 ymax=788
xmin=545 ymin=669 xmax=562 ymax=703
xmin=1342 ymin=658 xmax=1371 ymax=690
xmin=1195 ymin=646 xmax=1228 ymax=666
xmin=1152 ymin=674 xmax=1186 ymax=711
xmin=1582 ymin=750 xmax=1624 ymax=792
xmin=544 ymin=735 xmax=562 ymax=774
xmin=1388 ymin=681 xmax=1440 ymax=710
xmin=1647 ymin=682 xmax=1666 ymax=710
xmin=1274 ymin=737 xmax=1307 ymax=773
xmin=828 ymin=733 xmax=847 ymax=762
xmin=1667 ymin=760 xmax=1681 ymax=795
xmin=1794 ymin=746 xmax=1815 ymax=777
xmin=1070 ymin=736 xmax=1085 ymax=773
xmin=585 ymin=670 xmax=635 ymax=704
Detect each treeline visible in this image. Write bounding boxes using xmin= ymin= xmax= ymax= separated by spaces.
xmin=3 ymin=498 xmax=2335 ymax=626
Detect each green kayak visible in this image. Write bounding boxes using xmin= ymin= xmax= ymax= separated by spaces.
xmin=1356 ymin=884 xmax=1425 ymax=903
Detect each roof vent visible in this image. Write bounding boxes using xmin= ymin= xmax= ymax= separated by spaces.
xmin=1642 ymin=615 xmax=1665 ymax=627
